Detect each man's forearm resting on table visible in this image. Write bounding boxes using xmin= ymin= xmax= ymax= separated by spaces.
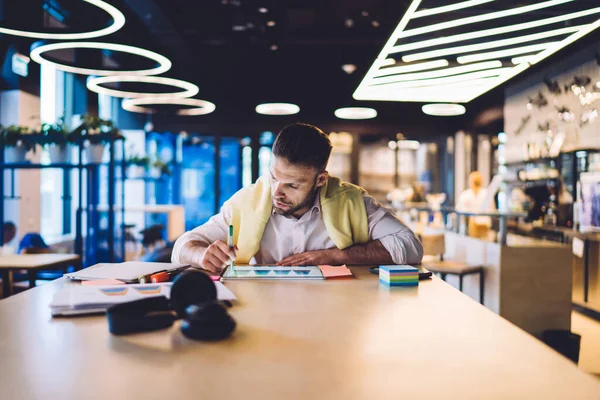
xmin=277 ymin=239 xmax=395 ymax=266
xmin=336 ymin=239 xmax=394 ymax=265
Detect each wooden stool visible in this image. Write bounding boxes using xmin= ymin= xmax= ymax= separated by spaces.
xmin=423 ymin=261 xmax=485 ymax=304
xmin=420 ymin=233 xmax=485 ymax=305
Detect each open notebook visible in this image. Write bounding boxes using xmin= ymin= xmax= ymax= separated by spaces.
xmin=64 ymin=262 xmax=189 ymax=283
xmin=50 ymin=281 xmax=237 ymax=316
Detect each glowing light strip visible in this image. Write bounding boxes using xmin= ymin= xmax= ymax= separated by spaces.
xmin=371 ymin=61 xmax=502 ymax=85
xmin=356 ymin=88 xmax=482 ymax=103
xmin=397 ymin=0 xmax=575 ymax=39
xmin=354 ymin=0 xmax=600 ymax=103
xmin=457 ymin=42 xmax=556 ymax=64
xmin=122 ymin=98 xmax=216 ymax=116
xmin=375 ymin=69 xmax=508 ymax=89
xmin=87 ymin=76 xmax=199 ymax=98
xmin=0 ymin=0 xmax=125 ymax=39
xmin=390 ymin=7 xmax=600 ymax=54
xmin=374 ymin=60 xmax=449 ymax=77
xmin=30 ymin=42 xmax=172 ymax=76
xmin=412 ymin=0 xmax=495 ymax=19
xmin=401 ymin=25 xmax=583 ymax=62
xmin=377 ymin=59 xmax=396 ymax=67
xmin=511 ymin=56 xmax=534 ymax=65
xmin=526 ymin=18 xmax=600 ymax=65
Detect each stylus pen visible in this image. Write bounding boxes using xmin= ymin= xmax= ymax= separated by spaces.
xmin=228 ymin=224 xmax=235 ymax=275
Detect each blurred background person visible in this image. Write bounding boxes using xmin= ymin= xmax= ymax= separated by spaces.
xmin=456 ymin=171 xmax=493 ymax=239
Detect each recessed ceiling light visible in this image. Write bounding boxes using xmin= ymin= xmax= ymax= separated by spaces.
xmin=30 ymin=42 xmax=171 ymax=76
xmin=122 ymin=97 xmax=216 ymax=116
xmin=0 ymin=0 xmax=125 ymax=39
xmin=344 ymin=18 xmax=354 ymax=28
xmin=362 ymin=11 xmax=369 ymax=17
xmin=267 ymin=20 xmax=276 ymax=27
xmin=334 ymin=107 xmax=377 ymax=120
xmin=270 ymin=44 xmax=279 ymax=51
xmin=354 ymin=0 xmax=600 ymax=103
xmin=372 ymin=20 xmax=380 ymax=28
xmin=342 ymin=64 xmax=356 ymax=74
xmin=258 ymin=7 xmax=268 ymax=13
xmin=86 ymin=76 xmax=199 ymax=98
xmin=256 ymin=103 xmax=300 ymax=115
xmin=422 ymin=103 xmax=466 ymax=116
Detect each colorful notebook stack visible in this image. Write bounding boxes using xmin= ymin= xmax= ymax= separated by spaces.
xmin=379 ymin=265 xmax=419 ymax=287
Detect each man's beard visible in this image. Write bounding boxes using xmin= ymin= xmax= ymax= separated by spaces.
xmin=273 ymin=183 xmax=319 ymax=217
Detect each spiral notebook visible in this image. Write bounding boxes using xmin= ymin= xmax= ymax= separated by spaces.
xmin=222 ymin=266 xmax=325 ymax=280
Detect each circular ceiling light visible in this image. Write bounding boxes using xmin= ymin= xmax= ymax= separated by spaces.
xmin=334 ymin=107 xmax=377 ymax=120
xmin=255 ymin=103 xmax=300 ymax=115
xmin=0 ymin=0 xmax=125 ymax=40
xmin=30 ymin=42 xmax=172 ymax=76
xmin=422 ymin=103 xmax=466 ymax=116
xmin=122 ymin=97 xmax=216 ymax=116
xmin=87 ymin=76 xmax=199 ymax=98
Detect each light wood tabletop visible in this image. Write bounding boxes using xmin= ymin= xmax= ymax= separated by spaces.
xmin=0 ymin=267 xmax=599 ymax=399
xmin=0 ymin=254 xmax=81 ymax=269
xmin=0 ymin=254 xmax=81 ymax=298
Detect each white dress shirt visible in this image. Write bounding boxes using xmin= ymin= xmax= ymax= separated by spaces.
xmin=172 ymin=192 xmax=423 ymax=265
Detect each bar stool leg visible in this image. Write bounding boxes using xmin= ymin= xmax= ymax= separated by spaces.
xmin=479 ymin=270 xmax=485 ymax=305
xmin=459 ymin=274 xmax=463 ymax=292
xmin=440 ymin=273 xmax=447 ymax=281
xmin=28 ymin=270 xmax=37 ymax=289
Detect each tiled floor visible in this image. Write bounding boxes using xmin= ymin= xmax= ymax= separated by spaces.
xmin=572 ymin=310 xmax=600 ymax=375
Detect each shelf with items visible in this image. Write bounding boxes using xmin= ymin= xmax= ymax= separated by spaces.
xmin=0 ymin=121 xmax=126 ymax=267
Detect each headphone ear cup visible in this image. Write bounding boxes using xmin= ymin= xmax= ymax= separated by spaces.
xmin=181 ymin=301 xmax=236 ymax=341
xmin=170 ymin=270 xmax=217 ymax=317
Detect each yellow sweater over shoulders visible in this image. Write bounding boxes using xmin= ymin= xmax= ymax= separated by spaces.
xmin=222 ymin=175 xmax=369 ymax=264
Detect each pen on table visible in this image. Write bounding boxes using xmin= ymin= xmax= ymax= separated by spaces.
xmin=228 ymin=224 xmax=235 ymax=275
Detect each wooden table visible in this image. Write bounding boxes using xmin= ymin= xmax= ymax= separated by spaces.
xmin=0 ymin=267 xmax=599 ymax=399
xmin=0 ymin=254 xmax=81 ymax=298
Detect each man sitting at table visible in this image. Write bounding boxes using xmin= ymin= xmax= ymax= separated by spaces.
xmin=172 ymin=123 xmax=423 ymax=272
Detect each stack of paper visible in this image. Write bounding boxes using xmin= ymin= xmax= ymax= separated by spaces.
xmin=379 ymin=265 xmax=419 ymax=287
xmin=50 ymin=282 xmax=237 ymax=316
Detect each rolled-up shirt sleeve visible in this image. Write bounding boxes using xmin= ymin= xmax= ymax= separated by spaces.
xmin=364 ymin=194 xmax=423 ymax=265
xmin=171 ymin=206 xmax=232 ymax=264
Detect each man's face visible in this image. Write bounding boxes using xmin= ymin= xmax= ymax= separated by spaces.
xmin=269 ymin=157 xmax=327 ymax=217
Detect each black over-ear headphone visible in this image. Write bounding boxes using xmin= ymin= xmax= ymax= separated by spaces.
xmin=107 ymin=270 xmax=236 ymax=341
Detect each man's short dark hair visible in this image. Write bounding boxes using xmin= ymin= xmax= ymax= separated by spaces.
xmin=272 ymin=123 xmax=332 ymax=171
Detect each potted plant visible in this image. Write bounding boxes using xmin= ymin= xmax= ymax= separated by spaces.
xmin=1 ymin=125 xmax=37 ymax=163
xmin=127 ymin=154 xmax=150 ymax=178
xmin=150 ymin=159 xmax=171 ymax=178
xmin=71 ymin=114 xmax=124 ymax=163
xmin=40 ymin=119 xmax=74 ymax=163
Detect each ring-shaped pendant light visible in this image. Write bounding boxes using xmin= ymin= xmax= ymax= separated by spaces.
xmin=0 ymin=0 xmax=125 ymax=39
xmin=30 ymin=42 xmax=172 ymax=76
xmin=87 ymin=76 xmax=199 ymax=98
xmin=122 ymin=97 xmax=216 ymax=116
